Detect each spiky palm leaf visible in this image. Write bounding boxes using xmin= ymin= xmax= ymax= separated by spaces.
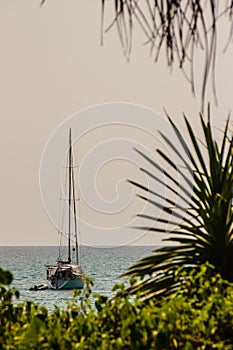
xmin=124 ymin=107 xmax=233 ymax=298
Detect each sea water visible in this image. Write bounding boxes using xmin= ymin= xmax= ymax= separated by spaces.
xmin=0 ymin=246 xmax=157 ymax=310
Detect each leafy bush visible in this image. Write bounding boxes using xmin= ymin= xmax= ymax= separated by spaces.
xmin=1 ymin=263 xmax=233 ymax=349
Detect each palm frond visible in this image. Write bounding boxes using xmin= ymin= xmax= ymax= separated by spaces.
xmin=102 ymin=1 xmax=233 ymax=110
xmin=124 ymin=107 xmax=233 ymax=297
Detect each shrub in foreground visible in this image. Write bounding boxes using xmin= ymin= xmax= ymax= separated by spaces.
xmin=0 ymin=263 xmax=233 ymax=349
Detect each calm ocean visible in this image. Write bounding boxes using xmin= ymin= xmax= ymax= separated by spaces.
xmin=0 ymin=246 xmax=157 ymax=310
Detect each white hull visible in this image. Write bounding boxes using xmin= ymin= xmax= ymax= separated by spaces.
xmin=46 ymin=263 xmax=84 ymax=290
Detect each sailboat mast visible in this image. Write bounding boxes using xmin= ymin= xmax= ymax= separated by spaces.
xmin=68 ymin=128 xmax=72 ymax=264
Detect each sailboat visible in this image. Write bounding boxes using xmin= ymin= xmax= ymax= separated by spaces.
xmin=46 ymin=129 xmax=84 ymax=290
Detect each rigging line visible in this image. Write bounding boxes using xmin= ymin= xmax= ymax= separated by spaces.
xmin=77 ymin=177 xmax=81 ymax=268
xmin=62 ymin=165 xmax=79 ymax=168
xmin=59 ymin=198 xmax=80 ymax=201
xmin=58 ymin=171 xmax=66 ymax=261
xmin=59 ymin=141 xmax=69 ymax=261
xmin=71 ymin=139 xmax=79 ymax=266
xmin=75 ymin=152 xmax=81 ymax=268
xmin=68 ymin=128 xmax=72 ymax=263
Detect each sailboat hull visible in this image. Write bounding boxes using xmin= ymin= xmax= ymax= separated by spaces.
xmin=47 ymin=278 xmax=84 ymax=290
xmin=59 ymin=279 xmax=84 ymax=290
xmin=46 ymin=264 xmax=84 ymax=290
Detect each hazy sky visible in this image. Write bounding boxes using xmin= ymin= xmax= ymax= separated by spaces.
xmin=0 ymin=1 xmax=232 ymax=246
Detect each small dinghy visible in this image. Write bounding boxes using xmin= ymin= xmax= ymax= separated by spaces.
xmin=29 ymin=284 xmax=48 ymax=291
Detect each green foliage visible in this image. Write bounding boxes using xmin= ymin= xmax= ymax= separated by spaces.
xmin=124 ymin=107 xmax=233 ymax=297
xmin=0 ymin=267 xmax=13 ymax=286
xmin=1 ymin=263 xmax=233 ymax=349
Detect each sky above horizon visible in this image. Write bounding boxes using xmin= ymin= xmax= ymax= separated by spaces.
xmin=0 ymin=1 xmax=232 ymax=247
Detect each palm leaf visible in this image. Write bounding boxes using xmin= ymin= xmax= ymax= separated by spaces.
xmin=124 ymin=107 xmax=233 ymax=297
xmin=102 ymin=1 xmax=233 ymax=110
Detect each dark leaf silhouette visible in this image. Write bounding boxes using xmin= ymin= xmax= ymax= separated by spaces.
xmin=124 ymin=106 xmax=233 ymax=298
